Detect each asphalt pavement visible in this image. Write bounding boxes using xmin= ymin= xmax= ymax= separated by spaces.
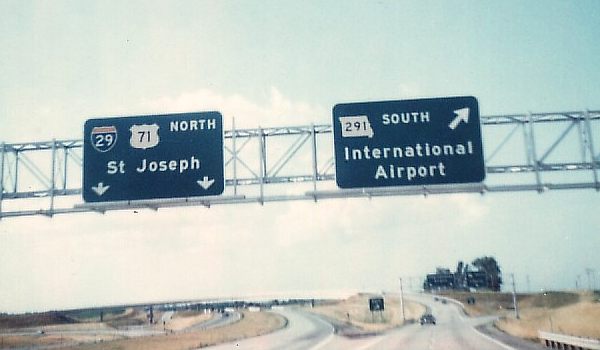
xmin=205 ymin=308 xmax=334 ymax=350
xmin=2 ymin=295 xmax=548 ymax=350
xmin=204 ymin=294 xmax=547 ymax=350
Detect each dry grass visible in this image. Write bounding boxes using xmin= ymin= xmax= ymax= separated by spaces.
xmin=22 ymin=310 xmax=287 ymax=350
xmin=437 ymin=291 xmax=600 ymax=340
xmin=310 ymin=294 xmax=425 ymax=333
xmin=439 ymin=291 xmax=583 ymax=317
xmin=164 ymin=312 xmax=213 ymax=331
xmin=496 ymin=300 xmax=600 ymax=340
xmin=439 ymin=291 xmax=521 ymax=317
xmin=106 ymin=309 xmax=148 ymax=328
xmin=0 ymin=333 xmax=126 ymax=349
xmin=43 ymin=322 xmax=115 ymax=332
xmin=0 ymin=310 xmax=285 ymax=350
xmin=440 ymin=290 xmax=600 ymax=340
xmin=0 ymin=311 xmax=77 ymax=329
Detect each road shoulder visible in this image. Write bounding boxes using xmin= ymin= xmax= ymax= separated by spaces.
xmin=475 ymin=322 xmax=547 ymax=350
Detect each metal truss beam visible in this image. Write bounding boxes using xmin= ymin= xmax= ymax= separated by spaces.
xmin=1 ymin=110 xmax=599 ymax=218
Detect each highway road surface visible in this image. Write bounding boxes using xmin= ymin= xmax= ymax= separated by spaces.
xmin=184 ymin=311 xmax=242 ymax=332
xmin=205 ymin=294 xmax=545 ymax=350
xmin=206 ymin=308 xmax=333 ymax=350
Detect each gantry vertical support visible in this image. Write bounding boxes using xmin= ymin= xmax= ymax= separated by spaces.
xmin=49 ymin=139 xmax=57 ymax=216
xmin=577 ymin=117 xmax=587 ymax=161
xmin=584 ymin=110 xmax=599 ymax=190
xmin=13 ymin=150 xmax=19 ymax=193
xmin=232 ymin=118 xmax=238 ymax=196
xmin=0 ymin=142 xmax=4 ymax=218
xmin=62 ymin=146 xmax=69 ymax=191
xmin=526 ymin=113 xmax=543 ymax=192
xmin=258 ymin=127 xmax=265 ymax=205
xmin=311 ymin=124 xmax=318 ymax=200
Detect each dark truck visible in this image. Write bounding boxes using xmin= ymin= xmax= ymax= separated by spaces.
xmin=419 ymin=313 xmax=436 ymax=325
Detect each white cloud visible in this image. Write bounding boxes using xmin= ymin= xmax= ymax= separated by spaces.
xmin=398 ymin=84 xmax=424 ymax=99
xmin=1 ymin=87 xmax=499 ymax=313
xmin=139 ymin=87 xmax=328 ymax=129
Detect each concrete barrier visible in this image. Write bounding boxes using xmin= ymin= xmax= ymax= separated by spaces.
xmin=539 ymin=331 xmax=600 ymax=350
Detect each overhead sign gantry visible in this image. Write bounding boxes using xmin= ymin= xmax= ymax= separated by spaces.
xmin=2 ymin=106 xmax=598 ymax=219
xmin=83 ymin=112 xmax=224 ymax=202
xmin=332 ymin=96 xmax=485 ymax=189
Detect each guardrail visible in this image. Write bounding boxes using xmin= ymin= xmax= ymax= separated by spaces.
xmin=539 ymin=331 xmax=600 ymax=350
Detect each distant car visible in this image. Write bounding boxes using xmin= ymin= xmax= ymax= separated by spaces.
xmin=441 ymin=299 xmax=447 ymax=304
xmin=420 ymin=313 xmax=436 ymax=325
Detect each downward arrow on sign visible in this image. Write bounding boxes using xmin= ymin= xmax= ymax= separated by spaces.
xmin=197 ymin=176 xmax=215 ymax=190
xmin=91 ymin=182 xmax=110 ymax=196
xmin=449 ymin=107 xmax=470 ymax=130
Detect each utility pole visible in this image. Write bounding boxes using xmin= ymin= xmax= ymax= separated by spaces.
xmin=526 ymin=275 xmax=531 ymax=293
xmin=399 ymin=278 xmax=406 ymax=323
xmin=511 ymin=274 xmax=520 ymax=319
xmin=585 ymin=268 xmax=596 ymax=290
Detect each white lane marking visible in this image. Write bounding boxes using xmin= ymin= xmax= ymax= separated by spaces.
xmin=438 ymin=295 xmax=467 ymax=321
xmin=305 ymin=311 xmax=336 ymax=350
xmin=308 ymin=333 xmax=335 ymax=350
xmin=472 ymin=326 xmax=516 ymax=350
xmin=355 ymin=336 xmax=386 ymax=350
xmin=161 ymin=311 xmax=175 ymax=322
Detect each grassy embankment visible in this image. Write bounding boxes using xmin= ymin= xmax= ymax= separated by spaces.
xmin=0 ymin=310 xmax=286 ymax=350
xmin=441 ymin=290 xmax=600 ymax=341
xmin=71 ymin=310 xmax=287 ymax=350
xmin=309 ymin=293 xmax=426 ymax=336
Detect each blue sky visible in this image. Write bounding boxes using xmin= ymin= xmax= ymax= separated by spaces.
xmin=2 ymin=0 xmax=599 ymax=140
xmin=1 ymin=1 xmax=599 ymax=313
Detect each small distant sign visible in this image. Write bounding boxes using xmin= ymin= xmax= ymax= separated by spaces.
xmin=369 ymin=297 xmax=385 ymax=312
